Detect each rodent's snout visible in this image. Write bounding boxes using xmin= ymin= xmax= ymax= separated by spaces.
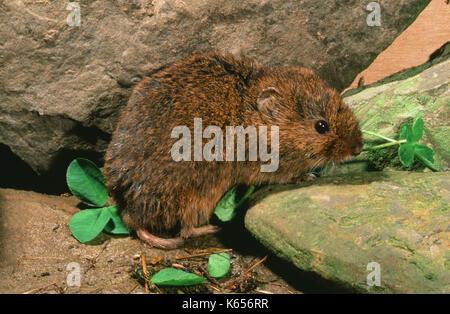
xmin=345 ymin=126 xmax=364 ymax=158
xmin=347 ymin=139 xmax=364 ymax=157
xmin=351 ymin=144 xmax=363 ymax=157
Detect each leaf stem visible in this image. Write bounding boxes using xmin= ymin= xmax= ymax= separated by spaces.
xmin=362 ymin=139 xmax=407 ymax=151
xmin=362 ymin=130 xmax=397 ymax=143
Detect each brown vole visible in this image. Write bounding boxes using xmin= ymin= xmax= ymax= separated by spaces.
xmin=104 ymin=51 xmax=363 ymax=249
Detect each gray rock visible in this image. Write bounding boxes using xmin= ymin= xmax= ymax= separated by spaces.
xmin=245 ymin=171 xmax=450 ymax=293
xmin=0 ymin=0 xmax=430 ymax=174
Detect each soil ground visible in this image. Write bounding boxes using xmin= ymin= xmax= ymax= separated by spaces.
xmin=0 ymin=188 xmax=349 ymax=294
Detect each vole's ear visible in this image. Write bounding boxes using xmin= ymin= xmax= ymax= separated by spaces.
xmin=257 ymin=87 xmax=281 ymax=114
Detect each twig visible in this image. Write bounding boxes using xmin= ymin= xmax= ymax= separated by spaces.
xmin=175 ymin=249 xmax=232 ymax=260
xmin=197 ymin=264 xmax=221 ymax=287
xmin=149 ymin=256 xmax=163 ymax=265
xmin=84 ymin=240 xmax=109 ymax=274
xmin=246 ymin=255 xmax=267 ymax=273
xmin=209 ymin=284 xmax=222 ymax=293
xmin=223 ymin=255 xmax=267 ymax=292
xmin=128 ymin=284 xmax=139 ymax=294
xmin=171 ymin=263 xmax=185 ymax=268
xmin=23 ymin=281 xmax=58 ymax=294
xmin=141 ymin=252 xmax=149 ymax=294
xmin=153 ymin=284 xmax=162 ymax=294
xmin=267 ymin=281 xmax=295 ymax=294
xmin=254 ymin=289 xmax=274 ymax=294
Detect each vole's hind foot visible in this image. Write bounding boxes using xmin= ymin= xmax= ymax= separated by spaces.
xmin=290 ymin=173 xmax=316 ymax=184
xmin=181 ymin=224 xmax=221 ymax=239
xmin=192 ymin=224 xmax=221 ymax=237
xmin=137 ymin=228 xmax=183 ymax=249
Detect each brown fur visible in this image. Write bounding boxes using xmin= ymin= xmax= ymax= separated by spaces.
xmin=103 ymin=51 xmax=363 ymax=248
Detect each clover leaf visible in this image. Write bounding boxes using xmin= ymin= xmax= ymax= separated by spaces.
xmin=208 ymin=253 xmax=231 ymax=278
xmin=398 ymin=115 xmax=437 ymax=171
xmin=398 ymin=142 xmax=416 ymax=167
xmin=66 ymin=158 xmax=129 ymax=243
xmin=69 ymin=207 xmax=112 ymax=243
xmin=66 ymin=158 xmax=108 ymax=207
xmin=150 ymin=268 xmax=206 ymax=286
xmin=214 ymin=185 xmax=255 ymax=222
xmin=362 ymin=113 xmax=438 ymax=172
xmin=104 ymin=206 xmax=130 ymax=235
xmin=411 ymin=114 xmax=424 ymax=142
xmin=414 ymin=144 xmax=436 ymax=171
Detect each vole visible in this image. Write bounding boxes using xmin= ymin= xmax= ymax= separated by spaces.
xmin=104 ymin=51 xmax=363 ymax=249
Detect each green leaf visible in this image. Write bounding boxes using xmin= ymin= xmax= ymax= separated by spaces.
xmin=399 ymin=123 xmax=414 ymax=143
xmin=398 ymin=143 xmax=415 ymax=167
xmin=214 ymin=186 xmax=238 ymax=222
xmin=214 ymin=185 xmax=255 ymax=222
xmin=414 ymin=144 xmax=434 ymax=163
xmin=414 ymin=144 xmax=439 ymax=172
xmin=104 ymin=206 xmax=129 ymax=235
xmin=66 ymin=158 xmax=108 ymax=207
xmin=237 ymin=185 xmax=255 ymax=208
xmin=411 ymin=116 xmax=424 ymax=142
xmin=69 ymin=208 xmax=112 ymax=243
xmin=150 ymin=268 xmax=206 ymax=286
xmin=208 ymin=253 xmax=230 ymax=278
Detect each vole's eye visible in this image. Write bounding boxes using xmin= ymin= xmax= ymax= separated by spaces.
xmin=315 ymin=120 xmax=329 ymax=134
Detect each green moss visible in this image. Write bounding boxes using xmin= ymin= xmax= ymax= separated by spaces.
xmin=417 ymin=93 xmax=432 ymax=105
xmin=395 ymin=79 xmax=416 ymax=93
xmin=365 ymin=145 xmax=426 ymax=172
xmin=387 ymin=236 xmax=415 ymax=254
xmin=394 ymin=0 xmax=431 ymax=33
xmin=365 ymin=147 xmax=395 ymax=171
xmin=320 ymin=255 xmax=351 ymax=281
xmin=427 ymin=126 xmax=450 ymax=161
xmin=246 ymin=217 xmax=315 ymax=270
xmin=292 ymin=248 xmax=315 ymax=270
xmin=408 ymin=257 xmax=440 ymax=284
xmin=365 ymin=234 xmax=383 ymax=248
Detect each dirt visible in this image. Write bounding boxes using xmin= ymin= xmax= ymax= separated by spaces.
xmin=0 ymin=188 xmax=341 ymax=294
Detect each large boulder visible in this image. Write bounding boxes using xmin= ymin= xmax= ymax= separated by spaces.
xmin=245 ymin=171 xmax=450 ymax=293
xmin=0 ymin=0 xmax=430 ymax=176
